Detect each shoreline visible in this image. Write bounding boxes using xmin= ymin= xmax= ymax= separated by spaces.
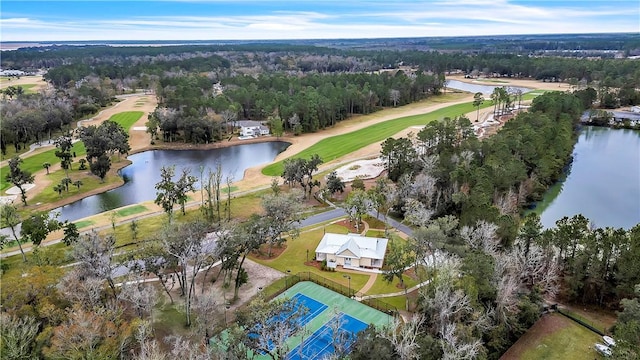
xmin=127 ymin=134 xmax=292 ymax=156
xmin=23 ymin=137 xmax=292 ymax=216
xmin=8 ymin=77 xmax=569 ymax=224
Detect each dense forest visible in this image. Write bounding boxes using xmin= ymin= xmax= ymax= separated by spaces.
xmin=1 ymin=37 xmax=640 ymax=359
xmin=346 ymin=91 xmax=640 ymax=359
xmin=3 ymin=37 xmax=640 ymax=150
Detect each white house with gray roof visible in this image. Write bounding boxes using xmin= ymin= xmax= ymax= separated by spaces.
xmin=235 ymin=120 xmax=270 ymax=137
xmin=315 ymin=233 xmax=388 ymax=269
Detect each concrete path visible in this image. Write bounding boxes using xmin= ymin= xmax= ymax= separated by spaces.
xmin=355 ymin=279 xmax=430 ymax=301
xmin=357 ymin=273 xmax=378 ymax=294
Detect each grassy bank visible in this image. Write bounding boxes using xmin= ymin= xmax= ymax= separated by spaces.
xmin=1 ymin=111 xmax=143 ymax=193
xmin=262 ymin=100 xmax=491 ymax=176
xmin=1 ymin=142 xmax=86 ymax=192
xmin=511 ymin=314 xmax=600 ymax=360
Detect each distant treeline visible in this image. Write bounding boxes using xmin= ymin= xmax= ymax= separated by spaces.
xmin=148 ymin=70 xmax=446 ymax=144
xmin=3 ymin=41 xmax=640 ymax=85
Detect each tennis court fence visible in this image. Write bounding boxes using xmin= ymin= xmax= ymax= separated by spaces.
xmin=267 ymin=271 xmax=398 ymax=316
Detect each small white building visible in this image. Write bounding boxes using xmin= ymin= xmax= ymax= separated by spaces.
xmin=315 ymin=233 xmax=388 ymax=269
xmin=236 ymin=120 xmax=270 ymax=137
xmin=0 ymin=69 xmax=26 ymax=77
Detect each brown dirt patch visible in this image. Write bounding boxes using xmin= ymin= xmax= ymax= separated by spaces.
xmin=334 ymin=219 xmax=363 ymax=234
xmin=160 ymin=259 xmax=285 ymax=323
xmin=251 ymin=243 xmax=288 ymax=260
xmin=499 ymin=313 xmax=570 ymax=360
xmin=404 ymin=267 xmax=419 ymax=281
xmin=304 ymin=260 xmax=322 ymax=270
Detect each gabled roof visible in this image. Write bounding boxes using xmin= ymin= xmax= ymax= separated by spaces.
xmin=236 ymin=120 xmax=263 ymax=128
xmin=337 ymin=238 xmax=362 ymax=258
xmin=315 ymin=233 xmax=388 ymax=260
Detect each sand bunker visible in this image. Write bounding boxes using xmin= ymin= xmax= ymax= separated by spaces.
xmin=333 ymin=157 xmax=385 ymax=182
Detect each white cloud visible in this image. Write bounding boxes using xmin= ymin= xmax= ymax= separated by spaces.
xmin=0 ymin=1 xmax=637 ymax=41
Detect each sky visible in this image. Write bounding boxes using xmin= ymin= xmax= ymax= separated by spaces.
xmin=1 ymin=0 xmax=638 ymax=42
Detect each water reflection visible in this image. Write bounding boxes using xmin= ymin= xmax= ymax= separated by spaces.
xmin=539 ymin=127 xmax=640 ymax=229
xmin=54 ymin=141 xmax=290 ymax=222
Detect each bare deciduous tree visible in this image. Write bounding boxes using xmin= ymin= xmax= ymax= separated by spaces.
xmin=403 ymin=198 xmax=435 ymax=228
xmin=57 ymin=268 xmax=105 ymax=309
xmin=389 ymin=89 xmax=400 ymax=107
xmin=73 ymin=231 xmax=119 ymax=300
xmin=237 ymin=296 xmax=308 ymax=360
xmin=161 ymin=220 xmax=212 ymax=327
xmin=118 ymin=274 xmax=158 ymax=318
xmin=460 ymin=220 xmax=500 ymax=257
xmin=165 ymin=335 xmax=212 ymax=360
xmin=440 ymin=323 xmax=483 ymax=360
xmin=192 ymin=287 xmax=220 ymax=340
xmin=44 ymin=305 xmax=135 ymax=360
xmin=261 ymin=188 xmax=306 ymax=257
xmin=382 ymin=315 xmax=424 ymax=360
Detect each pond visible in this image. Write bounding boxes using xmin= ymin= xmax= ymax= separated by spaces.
xmin=536 ymin=126 xmax=640 ymax=229
xmin=445 ymin=79 xmax=531 ymax=95
xmin=54 ymin=141 xmax=290 ymax=222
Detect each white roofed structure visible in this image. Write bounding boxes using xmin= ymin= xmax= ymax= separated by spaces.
xmin=315 ymin=233 xmax=388 ymax=269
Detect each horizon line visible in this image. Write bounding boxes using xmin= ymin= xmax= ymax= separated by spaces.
xmin=2 ymin=31 xmax=637 ymax=44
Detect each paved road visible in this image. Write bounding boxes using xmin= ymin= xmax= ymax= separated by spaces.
xmin=299 ymin=208 xmax=347 ymax=228
xmin=368 ymin=211 xmax=414 ymax=237
xmin=298 ymin=207 xmax=414 ymax=237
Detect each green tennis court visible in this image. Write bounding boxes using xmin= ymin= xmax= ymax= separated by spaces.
xmin=253 ymin=281 xmax=393 ymax=360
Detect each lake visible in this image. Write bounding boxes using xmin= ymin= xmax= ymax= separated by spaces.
xmin=445 ymin=79 xmax=531 ymax=95
xmin=54 ymin=141 xmax=290 ymax=222
xmin=537 ymin=126 xmax=640 ymax=229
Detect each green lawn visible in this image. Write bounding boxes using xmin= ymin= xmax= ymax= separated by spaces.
xmin=522 ymin=90 xmax=552 ymax=101
xmin=1 ymin=142 xmax=86 ymax=192
xmin=116 ymin=205 xmax=148 ymax=217
xmin=251 ymin=226 xmax=370 ymax=291
xmin=379 ymin=295 xmax=408 ymax=311
xmin=365 ymin=229 xmax=386 ymax=238
xmin=0 ymin=242 xmax=68 ymax=274
xmin=73 ymin=220 xmax=95 ymax=228
xmin=1 ymin=111 xmax=142 ymax=193
xmin=109 ymin=111 xmax=144 ymax=131
xmin=516 ymin=314 xmax=601 ymax=360
xmin=222 ymin=186 xmax=239 ymax=194
xmin=27 ymin=161 xmax=125 ymax=209
xmin=262 ymin=100 xmax=493 ymax=176
xmin=558 ymin=309 xmax=611 ymax=335
xmin=16 ymin=84 xmax=38 ymax=94
xmin=365 ymin=273 xmax=419 ymax=295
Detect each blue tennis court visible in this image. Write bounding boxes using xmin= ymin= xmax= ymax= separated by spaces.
xmin=289 ymin=293 xmax=329 ymax=327
xmin=253 ymin=293 xmax=328 ymax=352
xmin=287 ymin=313 xmax=368 ymax=360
